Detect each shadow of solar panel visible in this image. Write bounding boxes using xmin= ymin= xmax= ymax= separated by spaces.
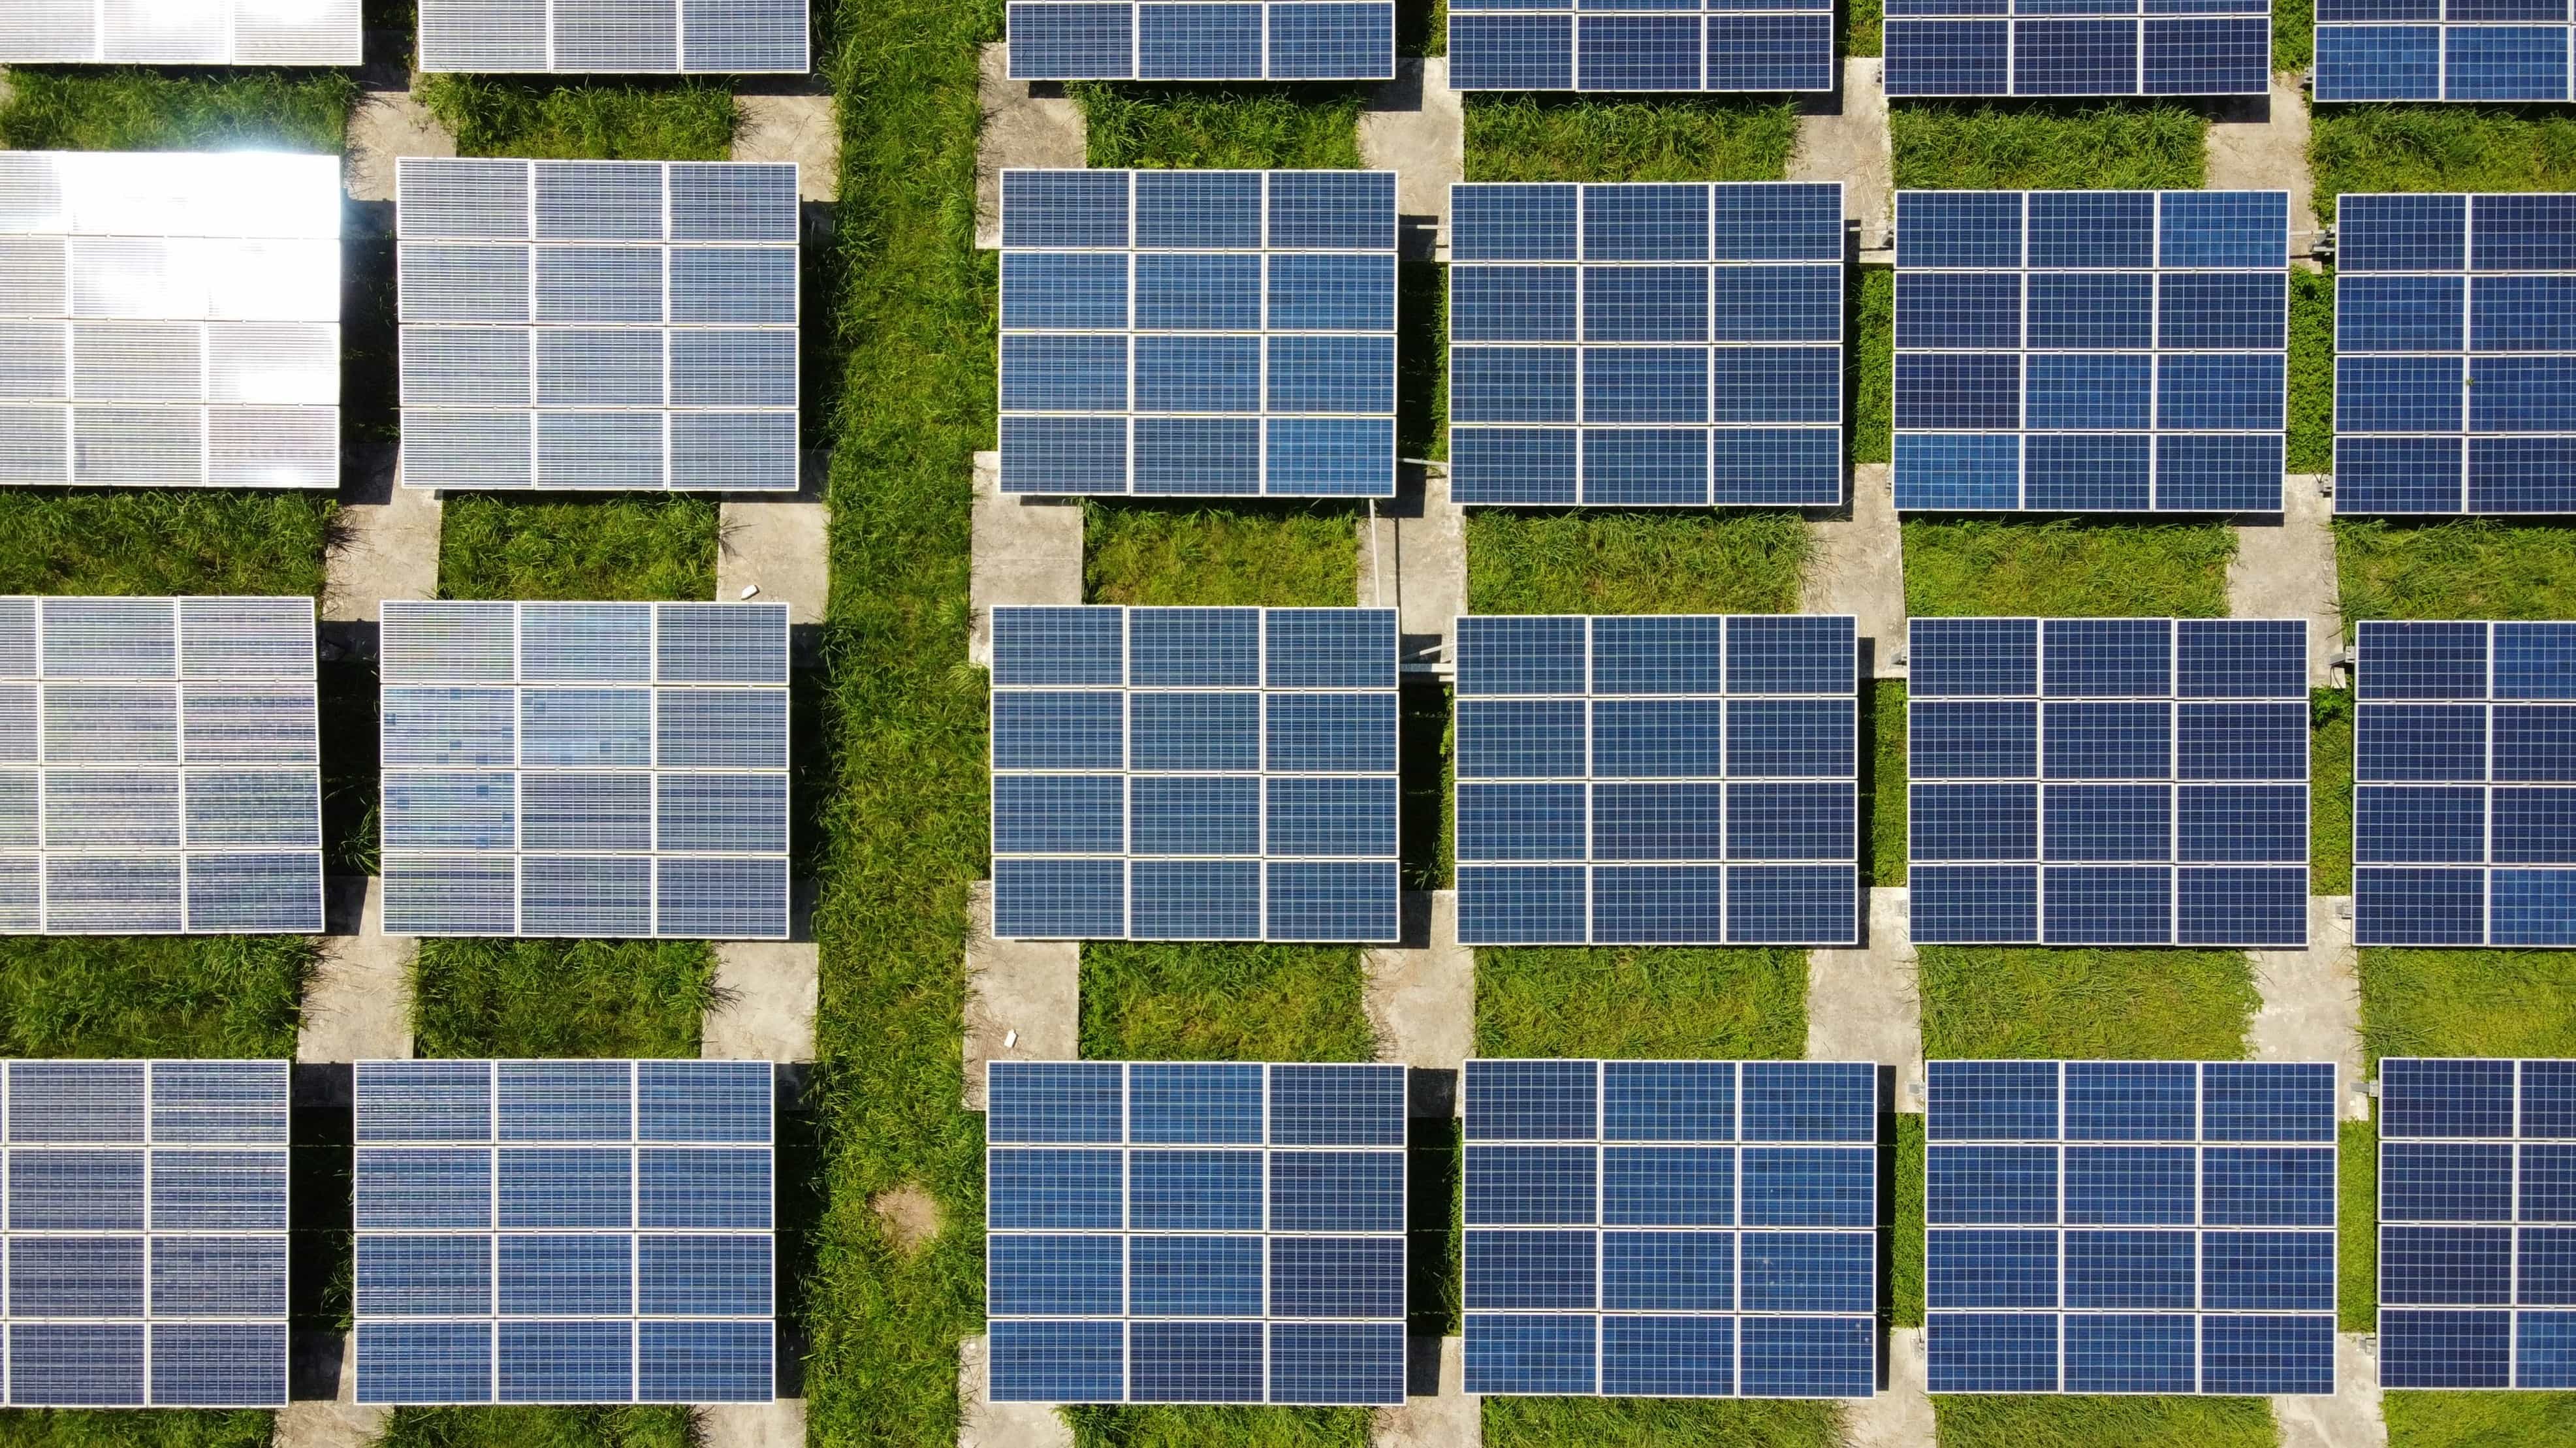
xmin=417 ymin=0 xmax=808 ymax=71
xmin=1447 ymin=5 xmax=1834 ymax=92
xmin=1007 ymin=2 xmax=1396 ymax=79
xmin=1884 ymin=7 xmax=2267 ymax=95
xmin=2315 ymin=14 xmax=2573 ymax=100
xmin=0 ymin=0 xmax=360 ymax=63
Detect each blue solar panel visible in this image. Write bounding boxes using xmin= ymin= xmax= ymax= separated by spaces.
xmin=1885 ymin=5 xmax=2269 ymax=95
xmin=985 ymin=1060 xmax=1407 ymax=1404
xmin=2334 ymin=195 xmax=2576 ymax=514
xmin=1892 ymin=191 xmax=2290 ymax=512
xmin=2315 ymin=9 xmax=2575 ymax=99
xmin=1907 ymin=617 xmax=2310 ymax=946
xmin=1462 ymin=1059 xmax=1878 ymax=1399
xmin=999 ymin=170 xmax=1397 ymax=499
xmin=1447 ymin=3 xmax=1836 ymax=93
xmin=1926 ymin=1060 xmax=2338 ymax=1396
xmin=1008 ymin=3 xmax=1397 ymax=80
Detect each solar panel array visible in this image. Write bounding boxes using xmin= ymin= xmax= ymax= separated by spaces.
xmin=2378 ymin=1057 xmax=2576 ymax=1389
xmin=1448 ymin=183 xmax=1845 ymax=508
xmin=1454 ymin=614 xmax=1860 ymax=945
xmin=998 ymin=170 xmax=1397 ymax=499
xmin=1926 ymin=1060 xmax=2338 ymax=1395
xmin=1006 ymin=2 xmax=1396 ymax=79
xmin=984 ymin=1060 xmax=1407 ymax=1406
xmin=1894 ymin=190 xmax=2289 ymax=513
xmin=352 ymin=1060 xmax=776 ymax=1405
xmin=419 ymin=0 xmax=809 ymax=72
xmin=1907 ymin=618 xmax=2310 ymax=947
xmin=1447 ymin=3 xmax=1835 ymax=93
xmin=2315 ymin=7 xmax=2576 ymax=100
xmin=0 ymin=150 xmax=340 ymax=491
xmin=396 ymin=158 xmax=800 ymax=494
xmin=0 ymin=1060 xmax=290 ymax=1408
xmin=0 ymin=0 xmax=360 ymax=65
xmin=2333 ymin=194 xmax=2576 ymax=515
xmin=989 ymin=606 xmax=1399 ymax=943
xmin=1882 ymin=5 xmax=2270 ymax=96
xmin=378 ymin=601 xmax=791 ymax=941
xmin=2353 ymin=620 xmax=2576 ymax=947
xmin=1462 ymin=1059 xmax=1879 ymax=1399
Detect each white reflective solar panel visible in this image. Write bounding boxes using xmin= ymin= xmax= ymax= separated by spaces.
xmin=418 ymin=0 xmax=810 ymax=72
xmin=0 ymin=151 xmax=340 ymax=490
xmin=396 ymin=159 xmax=801 ymax=493
xmin=377 ymin=601 xmax=791 ymax=939
xmin=0 ymin=0 xmax=362 ymax=65
xmin=1 ymin=1059 xmax=291 ymax=1408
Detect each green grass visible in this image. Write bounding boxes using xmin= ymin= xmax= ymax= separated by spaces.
xmin=1901 ymin=519 xmax=2236 ymax=618
xmin=2289 ymin=268 xmax=2335 ymax=475
xmin=1066 ymin=1407 xmax=1373 ymax=1447
xmin=1463 ymin=96 xmax=1799 ymax=183
xmin=1847 ymin=0 xmax=1884 ymax=58
xmin=1890 ymin=102 xmax=2207 ymax=191
xmin=0 ymin=1413 xmax=277 ymax=1448
xmin=0 ymin=68 xmax=355 ymax=151
xmin=2312 ymin=106 xmax=2576 ymax=223
xmin=416 ymin=76 xmax=739 ymax=160
xmin=2383 ymin=1394 xmax=2576 ymax=1446
xmin=1931 ymin=1396 xmax=2276 ymax=1448
xmin=1085 ymin=503 xmax=1358 ymax=607
xmin=411 ymin=940 xmax=716 ymax=1058
xmin=1077 ymin=84 xmax=1366 ymax=169
xmin=1476 ymin=947 xmax=1809 ymax=1060
xmin=2341 ymin=1116 xmax=2376 ymax=1333
xmin=1866 ymin=680 xmax=1906 ymax=888
xmin=1464 ymin=511 xmax=1809 ymax=615
xmin=2276 ymin=0 xmax=2312 ymax=72
xmin=0 ymin=492 xmax=330 ymax=598
xmin=2336 ymin=518 xmax=2576 ymax=622
xmin=2360 ymin=949 xmax=2576 ymax=1063
xmin=1850 ymin=269 xmax=1893 ymax=467
xmin=0 ymin=937 xmax=310 ymax=1058
xmin=436 ymin=495 xmax=720 ymax=601
xmin=1079 ymin=943 xmax=1376 ymax=1062
xmin=374 ymin=1406 xmax=694 ymax=1448
xmin=2313 ymin=688 xmax=2353 ymax=895
xmin=1892 ymin=1112 xmax=1923 ymax=1326
xmin=1919 ymin=947 xmax=2260 ymax=1058
xmin=1484 ymin=1399 xmax=1842 ymax=1447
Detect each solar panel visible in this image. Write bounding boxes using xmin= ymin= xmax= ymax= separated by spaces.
xmin=1907 ymin=617 xmax=2310 ymax=947
xmin=377 ymin=601 xmax=791 ymax=939
xmin=418 ymin=0 xmax=809 ymax=72
xmin=1448 ymin=183 xmax=1846 ymax=508
xmin=0 ymin=151 xmax=340 ymax=490
xmin=1884 ymin=6 xmax=2269 ymax=96
xmin=352 ymin=1059 xmax=776 ymax=1405
xmin=997 ymin=169 xmax=1397 ymax=499
xmin=1007 ymin=3 xmax=1396 ymax=79
xmin=1461 ymin=1058 xmax=1879 ymax=1398
xmin=2352 ymin=620 xmax=2576 ymax=946
xmin=984 ymin=1060 xmax=1408 ymax=1405
xmin=988 ymin=606 xmax=1399 ymax=941
xmin=1447 ymin=3 xmax=1835 ymax=92
xmin=1926 ymin=1059 xmax=2338 ymax=1395
xmin=0 ymin=1059 xmax=291 ymax=1407
xmin=1453 ymin=614 xmax=1860 ymax=945
xmin=2315 ymin=11 xmax=2574 ymax=100
xmin=395 ymin=159 xmax=800 ymax=493
xmin=2332 ymin=194 xmax=2576 ymax=514
xmin=0 ymin=0 xmax=360 ymax=64
xmin=1894 ymin=190 xmax=2289 ymax=513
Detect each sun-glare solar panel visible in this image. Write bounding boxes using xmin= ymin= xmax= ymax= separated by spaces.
xmin=1907 ymin=617 xmax=2310 ymax=947
xmin=2377 ymin=1057 xmax=2576 ymax=1388
xmin=1462 ymin=1059 xmax=1879 ymax=1398
xmin=1447 ymin=3 xmax=1836 ymax=92
xmin=1448 ymin=183 xmax=1845 ymax=507
xmin=377 ymin=601 xmax=791 ymax=940
xmin=0 ymin=0 xmax=359 ymax=64
xmin=984 ymin=1060 xmax=1408 ymax=1405
xmin=998 ymin=169 xmax=1397 ymax=499
xmin=1894 ymin=190 xmax=2289 ymax=513
xmin=0 ymin=151 xmax=339 ymax=490
xmin=1008 ymin=3 xmax=1396 ymax=78
xmin=1884 ymin=4 xmax=2269 ymax=96
xmin=2315 ymin=9 xmax=2576 ymax=99
xmin=396 ymin=158 xmax=799 ymax=493
xmin=989 ymin=606 xmax=1399 ymax=942
xmin=2353 ymin=620 xmax=2576 ymax=946
xmin=419 ymin=0 xmax=808 ymax=71
xmin=2333 ymin=194 xmax=2576 ymax=515
xmin=352 ymin=1060 xmax=776 ymax=1405
xmin=1453 ymin=614 xmax=1860 ymax=945
xmin=1926 ymin=1059 xmax=2338 ymax=1395
xmin=0 ymin=1060 xmax=290 ymax=1408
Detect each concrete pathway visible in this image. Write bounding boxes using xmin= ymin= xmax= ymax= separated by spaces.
xmin=1358 ymin=59 xmax=1465 ymax=259
xmin=1360 ymin=469 xmax=1467 ymax=673
xmin=1363 ymin=891 xmax=1473 ymax=1118
xmin=276 ymin=1337 xmax=389 ymax=1448
xmin=975 ymin=44 xmax=1087 ymax=250
xmin=299 ymin=877 xmax=413 ymax=1064
xmin=1846 ymin=1327 xmax=1935 ymax=1448
xmin=344 ymin=89 xmax=454 ymax=219
xmin=735 ymin=94 xmax=840 ymax=201
xmin=2250 ymin=897 xmax=2370 ymax=1118
xmin=959 ymin=1335 xmax=1076 ymax=1448
xmin=963 ymin=882 xmax=1079 ymax=1110
xmin=719 ymin=453 xmax=832 ymax=669
xmin=706 ymin=939 xmax=819 ymax=1063
xmin=323 ymin=445 xmax=441 ymax=629
xmin=2208 ymin=71 xmax=2323 ymax=260
xmin=1789 ymin=59 xmax=1894 ymax=255
xmin=1807 ymin=888 xmax=1922 ymax=1108
xmin=2229 ymin=474 xmax=2343 ymax=686
xmin=1804 ymin=462 xmax=1907 ymax=679
xmin=2276 ymin=1333 xmax=2387 ymax=1447
xmin=968 ymin=450 xmax=1084 ymax=667
xmin=1373 ymin=1336 xmax=1479 ymax=1448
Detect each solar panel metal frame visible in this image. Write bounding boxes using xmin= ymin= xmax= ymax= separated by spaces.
xmin=982 ymin=1059 xmax=1410 ymax=1406
xmin=1882 ymin=7 xmax=2271 ymax=97
xmin=0 ymin=1058 xmax=291 ymax=1408
xmin=377 ymin=600 xmax=793 ymax=940
xmin=1446 ymin=3 xmax=1837 ymax=93
xmin=1924 ymin=1058 xmax=2340 ymax=1396
xmin=0 ymin=0 xmax=362 ymax=65
xmin=417 ymin=0 xmax=811 ymax=72
xmin=394 ymin=157 xmax=801 ymax=494
xmin=2314 ymin=12 xmax=2576 ymax=101
xmin=1006 ymin=2 xmax=1398 ymax=80
xmin=0 ymin=150 xmax=342 ymax=490
xmin=1446 ymin=183 xmax=1847 ymax=509
xmin=349 ymin=1058 xmax=778 ymax=1405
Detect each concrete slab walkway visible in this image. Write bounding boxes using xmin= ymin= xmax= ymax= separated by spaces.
xmin=1804 ymin=462 xmax=1907 ymax=678
xmin=299 ymin=877 xmax=413 ymax=1064
xmin=1358 ymin=59 xmax=1465 ymax=258
xmin=734 ymin=95 xmax=841 ymax=201
xmin=2250 ymin=897 xmax=2370 ymax=1118
xmin=277 ymin=1336 xmax=389 ymax=1448
xmin=1846 ymin=1327 xmax=1935 ymax=1448
xmin=323 ymin=446 xmax=441 ymax=628
xmin=1789 ymin=59 xmax=1894 ymax=254
xmin=1363 ymin=891 xmax=1472 ymax=1118
xmin=959 ymin=1335 xmax=1076 ymax=1448
xmin=1807 ymin=887 xmax=1922 ymax=1107
xmin=964 ymin=882 xmax=1080 ymax=1109
xmin=968 ymin=450 xmax=1085 ymax=667
xmin=2229 ymin=473 xmax=2343 ymax=687
xmin=1373 ymin=1336 xmax=1479 ymax=1448
xmin=2208 ymin=72 xmax=2323 ymax=260
xmin=1360 ymin=470 xmax=1467 ymax=672
xmin=718 ymin=455 xmax=831 ymax=628
xmin=2276 ymin=1333 xmax=2387 ymax=1447
xmin=976 ymin=44 xmax=1087 ymax=250
xmin=344 ymin=89 xmax=454 ymax=212
xmin=706 ymin=940 xmax=819 ymax=1063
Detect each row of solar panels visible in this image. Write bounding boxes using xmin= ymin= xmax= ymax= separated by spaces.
xmin=0 ymin=2 xmax=807 ymax=71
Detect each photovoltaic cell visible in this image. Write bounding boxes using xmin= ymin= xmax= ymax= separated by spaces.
xmin=1007 ymin=3 xmax=1396 ymax=79
xmin=1926 ymin=1059 xmax=2338 ymax=1395
xmin=1447 ymin=3 xmax=1836 ymax=93
xmin=0 ymin=0 xmax=359 ymax=64
xmin=2315 ymin=8 xmax=2575 ymax=100
xmin=418 ymin=1 xmax=809 ymax=72
xmin=1883 ymin=3 xmax=2268 ymax=96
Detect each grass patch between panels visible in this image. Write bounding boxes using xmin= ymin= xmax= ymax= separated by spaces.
xmin=2311 ymin=106 xmax=2576 ymax=223
xmin=1484 ymin=1399 xmax=1843 ymax=1448
xmin=2342 ymin=1116 xmax=2376 ymax=1333
xmin=2289 ymin=268 xmax=2334 ymax=474
xmin=410 ymin=939 xmax=717 ymax=1058
xmin=1866 ymin=680 xmax=1906 ymax=888
xmin=2383 ymin=1394 xmax=2576 ymax=1446
xmin=0 ymin=1411 xmax=279 ymax=1448
xmin=1463 ymin=96 xmax=1799 ymax=183
xmin=2274 ymin=0 xmax=2313 ymax=72
xmin=0 ymin=67 xmax=355 ymax=151
xmin=1930 ymin=1395 xmax=2276 ymax=1448
xmin=1849 ymin=269 xmax=1893 ymax=467
xmin=1918 ymin=947 xmax=2261 ymax=1059
xmin=1066 ymin=1406 xmax=1373 ymax=1447
xmin=1078 ymin=943 xmax=1376 ymax=1062
xmin=1889 ymin=102 xmax=2207 ymax=191
xmin=416 ymin=76 xmax=739 ymax=161
xmin=1463 ymin=510 xmax=1809 ymax=615
xmin=2313 ymin=688 xmax=2353 ymax=895
xmin=436 ymin=494 xmax=720 ymax=601
xmin=1892 ymin=1112 xmax=1924 ymax=1326
xmin=1077 ymin=84 xmax=1367 ymax=170
xmin=2336 ymin=519 xmax=2576 ymax=622
xmin=374 ymin=1406 xmax=695 ymax=1448
xmin=1901 ymin=519 xmax=2236 ymax=618
xmin=0 ymin=492 xmax=332 ymax=598
xmin=0 ymin=937 xmax=311 ymax=1058
xmin=1084 ymin=502 xmax=1360 ymax=606
xmin=2359 ymin=949 xmax=2576 ymax=1063
xmin=1476 ymin=947 xmax=1809 ymax=1060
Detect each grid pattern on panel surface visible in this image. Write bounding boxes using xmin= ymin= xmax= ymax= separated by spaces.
xmin=2332 ymin=195 xmax=2576 ymax=515
xmin=984 ymin=1060 xmax=1408 ymax=1405
xmin=997 ymin=170 xmax=1398 ymax=499
xmin=0 ymin=151 xmax=341 ymax=490
xmin=1007 ymin=3 xmax=1397 ymax=80
xmin=2377 ymin=1058 xmax=2576 ymax=1389
xmin=377 ymin=601 xmax=792 ymax=940
xmin=394 ymin=159 xmax=801 ymax=493
xmin=351 ymin=1060 xmax=777 ymax=1405
xmin=1891 ymin=191 xmax=2290 ymax=514
xmin=1882 ymin=3 xmax=2270 ymax=97
xmin=1905 ymin=618 xmax=2310 ymax=947
xmin=418 ymin=0 xmax=808 ymax=72
xmin=1452 ymin=614 xmax=1860 ymax=945
xmin=0 ymin=1060 xmax=291 ymax=1407
xmin=2315 ymin=8 xmax=2576 ymax=101
xmin=1460 ymin=1059 xmax=1881 ymax=1398
xmin=1447 ymin=184 xmax=1847 ymax=508
xmin=0 ymin=0 xmax=360 ymax=64
xmin=1446 ymin=2 xmax=1836 ymax=93
xmin=2351 ymin=621 xmax=2576 ymax=946
xmin=1924 ymin=1060 xmax=2340 ymax=1395
xmin=989 ymin=606 xmax=1399 ymax=941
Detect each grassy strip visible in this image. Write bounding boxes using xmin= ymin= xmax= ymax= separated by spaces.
xmin=2336 ymin=519 xmax=2576 ymax=622
xmin=2313 ymin=689 xmax=2353 ymax=895
xmin=410 ymin=940 xmax=716 ymax=1058
xmin=2383 ymin=1394 xmax=2576 ymax=1445
xmin=2288 ymin=268 xmax=2334 ymax=475
xmin=1085 ymin=503 xmax=1358 ymax=607
xmin=1463 ymin=96 xmax=1798 ymax=183
xmin=2341 ymin=1116 xmax=2376 ymax=1333
xmin=1866 ymin=681 xmax=1905 ymax=888
xmin=1849 ymin=270 xmax=1892 ymax=467
xmin=1078 ymin=943 xmax=1375 ymax=1062
xmin=436 ymin=495 xmax=720 ymax=601
xmin=0 ymin=492 xmax=330 ymax=598
xmin=2359 ymin=949 xmax=2576 ymax=1062
xmin=1932 ymin=1396 xmax=2274 ymax=1448
xmin=2275 ymin=0 xmax=2313 ymax=72
xmin=374 ymin=1407 xmax=692 ymax=1448
xmin=1476 ymin=947 xmax=1808 ymax=1060
xmin=416 ymin=76 xmax=738 ymax=161
xmin=1891 ymin=1113 xmax=1923 ymax=1327
xmin=1077 ymin=84 xmax=1366 ymax=169
xmin=1901 ymin=520 xmax=2235 ymax=618
xmin=2311 ymin=106 xmax=2576 ymax=223
xmin=1484 ymin=1400 xmax=1841 ymax=1447
xmin=1889 ymin=102 xmax=2206 ymax=191
xmin=0 ymin=68 xmax=353 ymax=151
xmin=1918 ymin=947 xmax=2259 ymax=1058
xmin=1463 ymin=511 xmax=1809 ymax=615
xmin=0 ymin=937 xmax=310 ymax=1058
xmin=1848 ymin=0 xmax=1884 ymax=58
xmin=1065 ymin=1408 xmax=1371 ymax=1447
